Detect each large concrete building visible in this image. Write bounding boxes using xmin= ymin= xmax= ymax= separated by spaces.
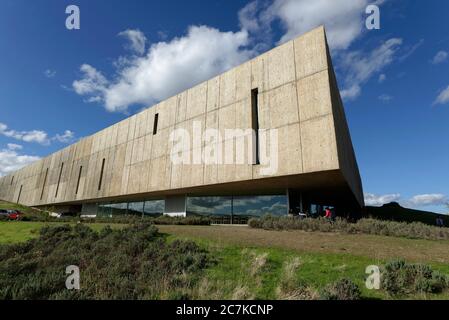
xmin=0 ymin=26 xmax=363 ymax=223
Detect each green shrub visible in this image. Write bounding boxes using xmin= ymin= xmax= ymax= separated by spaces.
xmin=249 ymin=216 xmax=449 ymax=241
xmin=0 ymin=223 xmax=209 ymax=300
xmin=381 ymin=260 xmax=449 ymax=297
xmin=320 ymin=278 xmax=361 ymax=300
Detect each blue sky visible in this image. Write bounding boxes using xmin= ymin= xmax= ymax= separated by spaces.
xmin=0 ymin=0 xmax=448 ymax=213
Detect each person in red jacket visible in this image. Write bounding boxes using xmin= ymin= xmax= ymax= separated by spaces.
xmin=324 ymin=207 xmax=332 ymax=219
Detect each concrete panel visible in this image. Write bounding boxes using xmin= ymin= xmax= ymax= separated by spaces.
xmin=297 ymin=70 xmax=332 ymax=122
xmin=235 ymin=98 xmax=252 ymax=130
xmin=157 ymin=96 xmax=176 ymax=130
xmin=251 ymin=54 xmax=268 ymax=93
xmin=266 ymin=82 xmax=299 ymax=128
xmin=186 ymin=81 xmax=207 ymax=120
xmin=220 ymin=69 xmax=236 ymax=107
xmin=218 ymin=103 xmax=236 ymax=139
xmin=138 ymin=160 xmax=151 ymax=194
xmin=109 ymin=143 xmax=126 ymax=196
xmin=117 ymin=119 xmax=130 ymax=145
xmin=176 ymin=91 xmax=188 ymax=123
xmin=164 ymin=195 xmax=186 ymax=217
xmin=267 ymin=41 xmax=296 ymax=90
xmin=301 ymin=115 xmax=339 ymax=173
xmin=294 ymin=26 xmax=328 ymax=80
xmin=206 ymin=76 xmax=220 ymax=112
xmin=127 ymin=115 xmax=137 ymax=141
xmin=236 ymin=61 xmax=251 ymax=101
xmin=148 ymin=156 xmax=169 ymax=191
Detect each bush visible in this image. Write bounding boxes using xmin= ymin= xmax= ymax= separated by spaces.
xmin=0 ymin=223 xmax=209 ymax=300
xmin=320 ymin=279 xmax=361 ymax=300
xmin=248 ymin=216 xmax=449 ymax=241
xmin=381 ymin=260 xmax=449 ymax=297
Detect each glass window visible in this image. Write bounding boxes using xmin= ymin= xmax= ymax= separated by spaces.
xmin=187 ymin=195 xmax=287 ymax=224
xmin=233 ymin=195 xmax=287 ymax=223
xmin=187 ymin=196 xmax=232 ymax=224
xmin=143 ymin=200 xmax=164 ymax=217
xmin=109 ymin=203 xmax=128 ymax=216
xmin=128 ymin=202 xmax=144 ymax=216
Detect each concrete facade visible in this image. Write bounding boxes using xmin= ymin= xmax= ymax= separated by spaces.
xmin=0 ymin=26 xmax=364 ymax=216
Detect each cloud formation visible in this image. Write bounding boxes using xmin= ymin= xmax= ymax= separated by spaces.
xmin=44 ymin=69 xmax=56 ymax=78
xmin=0 ymin=122 xmax=75 ymax=146
xmin=0 ymin=144 xmax=40 ymax=177
xmin=264 ymin=0 xmax=368 ymax=50
xmin=364 ymin=193 xmax=401 ymax=206
xmin=431 ymin=50 xmax=448 ymax=65
xmin=365 ymin=193 xmax=448 ymax=209
xmin=73 ymin=26 xmax=254 ymax=112
xmin=339 ymin=38 xmax=402 ymax=100
xmin=434 ymin=85 xmax=449 ymax=105
xmin=118 ymin=29 xmax=147 ymax=55
xmin=378 ymin=94 xmax=393 ymax=102
xmin=53 ymin=130 xmax=75 ymax=143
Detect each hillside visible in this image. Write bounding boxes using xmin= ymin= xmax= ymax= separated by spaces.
xmin=365 ymin=202 xmax=448 ymax=226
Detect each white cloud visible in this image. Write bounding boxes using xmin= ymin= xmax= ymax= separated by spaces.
xmin=431 ymin=50 xmax=448 ymax=65
xmin=364 ymin=193 xmax=401 ymax=206
xmin=339 ymin=38 xmax=402 ymax=100
xmin=407 ymin=194 xmax=448 ymax=207
xmin=340 ymin=85 xmax=361 ymax=100
xmin=0 ymin=146 xmax=40 ymax=177
xmin=118 ymin=29 xmax=147 ymax=55
xmin=378 ymin=94 xmax=393 ymax=102
xmin=378 ymin=73 xmax=386 ymax=83
xmin=398 ymin=39 xmax=424 ymax=62
xmin=0 ymin=122 xmax=75 ymax=146
xmin=73 ymin=26 xmax=254 ymax=112
xmin=44 ymin=69 xmax=56 ymax=78
xmin=6 ymin=143 xmax=22 ymax=151
xmin=53 ymin=130 xmax=75 ymax=143
xmin=365 ymin=192 xmax=448 ymax=209
xmin=0 ymin=122 xmax=50 ymax=145
xmin=264 ymin=0 xmax=369 ymax=50
xmin=434 ymin=85 xmax=449 ymax=105
xmin=239 ymin=1 xmax=263 ymax=33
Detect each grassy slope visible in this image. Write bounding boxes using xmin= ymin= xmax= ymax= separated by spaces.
xmin=0 ymin=222 xmax=124 ymax=244
xmin=163 ymin=234 xmax=449 ymax=300
xmin=2 ymin=221 xmax=449 ymax=299
xmin=0 ymin=200 xmax=42 ymax=215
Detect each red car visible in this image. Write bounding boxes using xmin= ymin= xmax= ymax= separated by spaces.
xmin=7 ymin=210 xmax=22 ymax=220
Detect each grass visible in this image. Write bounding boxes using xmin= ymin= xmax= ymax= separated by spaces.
xmin=159 ymin=225 xmax=449 ymax=300
xmin=0 ymin=221 xmax=125 ymax=244
xmin=2 ymin=221 xmax=449 ymax=299
xmin=0 ymin=200 xmax=42 ymax=215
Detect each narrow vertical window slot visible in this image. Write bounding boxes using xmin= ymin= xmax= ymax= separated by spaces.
xmin=11 ymin=176 xmax=14 ymax=185
xmin=75 ymin=166 xmax=83 ymax=195
xmin=98 ymin=158 xmax=105 ymax=191
xmin=55 ymin=163 xmax=64 ymax=198
xmin=251 ymin=88 xmax=260 ymax=165
xmin=40 ymin=168 xmax=48 ymax=200
xmin=153 ymin=113 xmax=159 ymax=135
xmin=17 ymin=185 xmax=23 ymax=203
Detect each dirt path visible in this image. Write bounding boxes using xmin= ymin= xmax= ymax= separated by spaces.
xmin=158 ymin=225 xmax=449 ymax=264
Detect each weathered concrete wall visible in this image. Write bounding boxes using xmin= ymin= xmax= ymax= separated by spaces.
xmin=0 ymin=26 xmax=364 ymax=208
